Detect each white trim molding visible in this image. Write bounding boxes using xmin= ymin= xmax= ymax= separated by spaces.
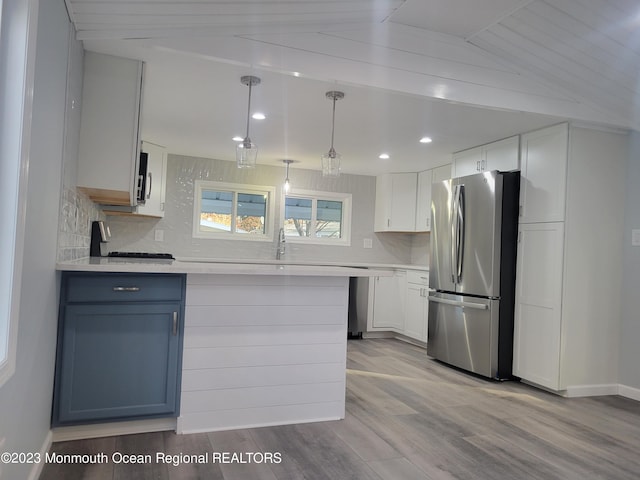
xmin=618 ymin=384 xmax=640 ymax=402
xmin=0 ymin=0 xmax=39 ymax=387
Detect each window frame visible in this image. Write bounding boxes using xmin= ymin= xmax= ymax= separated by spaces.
xmin=281 ymin=188 xmax=352 ymax=246
xmin=0 ymin=0 xmax=38 ymax=387
xmin=192 ymin=180 xmax=276 ymax=241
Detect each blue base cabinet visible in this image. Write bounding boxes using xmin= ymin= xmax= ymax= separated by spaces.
xmin=53 ymin=272 xmax=186 ymax=426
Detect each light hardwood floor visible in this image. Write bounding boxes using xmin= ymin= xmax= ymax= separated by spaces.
xmin=40 ymin=339 xmax=640 ymax=479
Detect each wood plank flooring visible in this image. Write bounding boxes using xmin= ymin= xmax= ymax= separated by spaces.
xmin=40 ymin=339 xmax=640 ymax=480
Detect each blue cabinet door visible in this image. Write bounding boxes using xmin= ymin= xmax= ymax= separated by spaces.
xmin=54 ymin=302 xmax=182 ymax=425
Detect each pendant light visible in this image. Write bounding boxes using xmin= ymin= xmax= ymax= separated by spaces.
xmin=321 ymin=90 xmax=344 ymax=177
xmin=282 ymin=159 xmax=293 ymax=192
xmin=236 ymin=75 xmax=261 ymax=169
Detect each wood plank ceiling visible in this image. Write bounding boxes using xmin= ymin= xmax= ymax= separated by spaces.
xmin=63 ymin=0 xmax=640 ymax=173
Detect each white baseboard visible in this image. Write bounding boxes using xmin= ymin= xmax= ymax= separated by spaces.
xmin=618 ymin=384 xmax=640 ymax=401
xmin=28 ymin=430 xmax=52 ymax=480
xmin=52 ymin=418 xmax=176 ymax=442
xmin=564 ymin=383 xmax=620 ymax=398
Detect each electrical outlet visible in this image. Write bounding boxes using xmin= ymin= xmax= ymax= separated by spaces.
xmin=632 ymin=229 xmax=640 ymax=247
xmin=154 ymin=229 xmax=164 ymax=242
xmin=363 ymin=238 xmax=373 ymax=249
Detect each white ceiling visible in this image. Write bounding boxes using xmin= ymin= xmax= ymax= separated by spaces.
xmin=65 ymin=0 xmax=639 ymax=175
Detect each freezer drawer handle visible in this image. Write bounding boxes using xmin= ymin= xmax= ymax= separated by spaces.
xmin=112 ymin=286 xmax=140 ymax=292
xmin=428 ymin=295 xmax=488 ymax=310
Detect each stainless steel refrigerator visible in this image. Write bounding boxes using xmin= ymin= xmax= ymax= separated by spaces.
xmin=428 ymin=170 xmax=519 ymax=379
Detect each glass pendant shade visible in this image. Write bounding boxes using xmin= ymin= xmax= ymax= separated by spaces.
xmin=236 ymin=139 xmax=258 ymax=168
xmin=322 ymin=91 xmax=344 ymax=177
xmin=236 ymin=75 xmax=260 ymax=169
xmin=321 ymin=149 xmax=341 ymax=177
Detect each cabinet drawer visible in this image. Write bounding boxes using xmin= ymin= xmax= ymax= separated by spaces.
xmin=64 ymin=273 xmax=185 ymax=303
xmin=406 ymin=270 xmax=429 ymax=285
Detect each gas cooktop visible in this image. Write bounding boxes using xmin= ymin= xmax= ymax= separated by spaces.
xmin=107 ymin=252 xmax=174 ymax=260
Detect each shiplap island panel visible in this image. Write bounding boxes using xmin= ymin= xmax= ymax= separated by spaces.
xmin=178 ymin=274 xmax=349 ymax=433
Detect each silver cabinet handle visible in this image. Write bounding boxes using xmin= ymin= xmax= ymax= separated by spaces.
xmin=172 ymin=311 xmax=178 ymax=336
xmin=112 ymin=286 xmax=140 ymax=292
xmin=146 ymin=172 xmax=153 ymax=199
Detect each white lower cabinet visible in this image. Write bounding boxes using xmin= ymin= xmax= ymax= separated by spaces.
xmin=512 ymin=222 xmax=564 ymax=390
xmin=368 ymin=269 xmax=429 ymax=343
xmin=370 ymin=271 xmax=406 ymax=331
xmin=404 ymin=271 xmax=429 ymax=342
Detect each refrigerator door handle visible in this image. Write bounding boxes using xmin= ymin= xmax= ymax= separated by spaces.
xmin=456 ymin=184 xmax=465 ymax=282
xmin=428 ymin=295 xmax=488 ymax=310
xmin=451 ymin=184 xmax=459 ymax=283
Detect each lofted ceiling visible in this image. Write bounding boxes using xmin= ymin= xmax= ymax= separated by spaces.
xmin=64 ymin=0 xmax=640 ymax=175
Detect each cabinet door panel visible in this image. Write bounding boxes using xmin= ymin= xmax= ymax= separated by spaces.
xmin=415 ymin=170 xmax=432 ymax=232
xmin=513 ymin=223 xmax=564 ymax=390
xmin=484 ymin=136 xmax=519 ymax=172
xmin=137 ymin=141 xmax=167 ymax=217
xmin=55 ymin=303 xmax=181 ymax=424
xmin=452 ymin=146 xmax=482 ymax=178
xmin=374 ymin=173 xmax=417 ymax=232
xmin=405 ymin=284 xmax=427 ymax=341
xmin=371 ymin=272 xmax=406 ymax=330
xmin=519 ymin=124 xmax=568 ymax=223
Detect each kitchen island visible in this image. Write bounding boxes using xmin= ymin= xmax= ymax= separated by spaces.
xmin=55 ymin=258 xmax=392 ymax=437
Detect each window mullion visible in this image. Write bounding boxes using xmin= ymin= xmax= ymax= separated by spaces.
xmin=231 ymin=191 xmax=238 ymax=234
xmin=310 ymin=199 xmax=318 ymax=237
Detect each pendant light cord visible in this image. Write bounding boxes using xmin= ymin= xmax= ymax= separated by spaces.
xmin=245 ymin=82 xmax=253 ymax=141
xmin=330 ymin=95 xmax=336 ymax=152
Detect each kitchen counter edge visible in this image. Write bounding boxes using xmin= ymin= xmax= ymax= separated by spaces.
xmin=55 ymin=258 xmax=405 ymax=277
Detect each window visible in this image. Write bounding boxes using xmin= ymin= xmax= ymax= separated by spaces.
xmin=282 ymin=189 xmax=352 ymax=245
xmin=193 ymin=181 xmax=275 ymax=240
xmin=0 ymin=0 xmax=37 ymax=386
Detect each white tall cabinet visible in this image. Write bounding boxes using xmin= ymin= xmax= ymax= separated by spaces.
xmin=513 ymin=123 xmax=626 ymax=394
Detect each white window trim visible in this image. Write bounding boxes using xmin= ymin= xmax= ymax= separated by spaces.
xmin=192 ymin=180 xmax=276 ymax=242
xmin=281 ymin=188 xmax=352 ymax=246
xmin=0 ymin=0 xmax=39 ymax=387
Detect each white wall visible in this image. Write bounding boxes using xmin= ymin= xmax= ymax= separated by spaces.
xmin=620 ymin=131 xmax=640 ymax=392
xmin=107 ymin=154 xmax=421 ymax=265
xmin=0 ymin=1 xmax=71 ymax=478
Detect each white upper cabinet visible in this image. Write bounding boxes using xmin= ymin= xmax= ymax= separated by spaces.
xmin=519 ymin=124 xmax=568 ymax=224
xmin=374 ymin=173 xmax=417 ymax=232
xmin=452 ymin=146 xmax=483 ymax=177
xmin=136 ymin=141 xmax=168 ymax=218
xmin=452 ymin=136 xmax=519 ymax=178
xmin=415 ymin=170 xmax=432 ymax=232
xmin=77 ymin=52 xmax=144 ymax=206
xmin=431 ymin=164 xmax=452 ymax=183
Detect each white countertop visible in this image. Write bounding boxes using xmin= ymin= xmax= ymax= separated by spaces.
xmin=55 ymin=257 xmax=418 ymax=277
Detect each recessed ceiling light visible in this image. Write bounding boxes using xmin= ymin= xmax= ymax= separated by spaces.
xmin=232 ymin=136 xmax=243 ymax=142
xmin=420 ymin=137 xmax=433 ymax=144
xmin=379 ymin=153 xmax=390 ymax=159
xmin=252 ymin=112 xmax=266 ymax=120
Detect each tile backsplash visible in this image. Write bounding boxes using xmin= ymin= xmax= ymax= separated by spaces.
xmin=56 ymin=187 xmax=104 ymax=261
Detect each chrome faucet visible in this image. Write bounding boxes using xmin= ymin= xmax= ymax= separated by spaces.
xmin=276 ymin=228 xmax=286 ymax=260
